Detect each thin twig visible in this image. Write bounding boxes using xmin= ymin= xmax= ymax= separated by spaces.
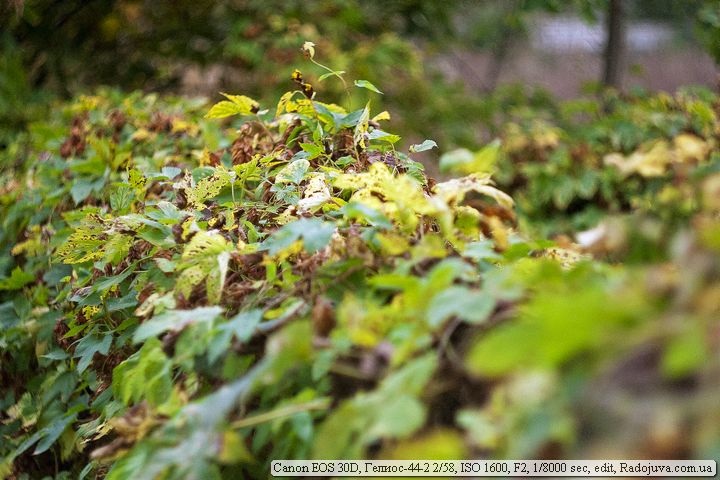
xmin=230 ymin=398 xmax=330 ymax=429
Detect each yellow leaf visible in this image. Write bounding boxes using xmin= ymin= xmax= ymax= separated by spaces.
xmin=171 ymin=118 xmax=197 ymax=135
xmin=217 ymin=430 xmax=253 ymax=464
xmin=376 ymin=232 xmax=410 ymax=256
xmin=302 ymin=41 xmax=315 ymax=59
xmin=205 ymin=93 xmax=259 ymax=119
xmin=673 ymin=133 xmax=709 ymax=164
xmin=381 ymin=428 xmax=467 ymax=460
xmin=131 ymin=128 xmax=151 ymax=141
xmin=537 ymin=246 xmax=589 ymax=269
xmin=371 ymin=110 xmax=391 ymax=122
xmin=604 ymin=140 xmax=673 ymax=177
xmin=433 ymin=175 xmax=514 ymax=209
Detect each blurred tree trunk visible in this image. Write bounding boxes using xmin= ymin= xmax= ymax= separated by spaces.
xmin=484 ymin=24 xmax=512 ymax=92
xmin=483 ymin=0 xmax=522 ymax=93
xmin=602 ymin=0 xmax=625 ymax=89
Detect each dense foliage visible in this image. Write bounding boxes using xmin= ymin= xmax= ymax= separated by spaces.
xmin=0 ymin=0 xmax=458 ymax=147
xmin=1 ymin=54 xmax=720 ymax=478
xmin=479 ymin=86 xmax=720 ymax=233
xmin=4 ymin=0 xmax=718 ymax=150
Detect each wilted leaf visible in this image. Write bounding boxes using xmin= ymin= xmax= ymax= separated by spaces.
xmin=409 ymin=139 xmax=438 ymax=153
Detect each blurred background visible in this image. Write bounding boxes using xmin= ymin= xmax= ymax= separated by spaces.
xmin=1 ymin=0 xmax=719 ymax=150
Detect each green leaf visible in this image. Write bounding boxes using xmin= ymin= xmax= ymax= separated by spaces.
xmin=366 ymin=394 xmax=425 ymax=438
xmin=42 ymin=349 xmax=70 ymax=361
xmin=108 ymin=323 xmax=313 ymax=478
xmin=426 ymin=286 xmax=495 ymax=327
xmin=299 ymin=142 xmax=325 ymax=160
xmin=134 ymin=306 xmax=223 ymax=342
xmin=108 ymin=292 xmax=138 ymax=312
xmin=367 ymin=129 xmax=400 ymax=144
xmin=110 ymin=184 xmax=134 ymax=211
xmin=465 ymin=284 xmax=644 ymax=377
xmin=0 ymin=266 xmax=34 ymax=291
xmin=261 ymin=218 xmax=335 ymax=255
xmin=318 ymin=71 xmax=345 ymax=81
xmin=553 ymin=177 xmax=576 ymax=209
xmin=112 ymin=338 xmax=174 ymax=407
xmin=313 ymin=353 xmax=436 ymax=458
xmin=219 ymin=309 xmax=264 ymax=343
xmin=457 ymin=409 xmax=499 ymax=449
xmin=70 ymin=177 xmax=104 ymax=204
xmin=409 ymin=140 xmax=438 ymax=153
xmin=299 ymin=222 xmax=335 ymax=251
xmin=661 ymin=325 xmax=708 ymax=378
xmin=91 ymin=264 xmax=136 ymax=293
xmin=33 ymin=413 xmax=78 ymax=455
xmin=74 ymin=333 xmax=112 ymax=373
xmin=354 ymin=80 xmax=383 ymax=94
xmin=339 ymin=202 xmax=393 ymax=229
xmin=275 ymin=158 xmax=310 ymax=184
xmin=439 ymin=140 xmax=500 ymax=175
xmin=462 ymin=241 xmax=504 ymax=261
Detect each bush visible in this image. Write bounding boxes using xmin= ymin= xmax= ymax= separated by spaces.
xmin=1 ymin=64 xmax=719 ymax=478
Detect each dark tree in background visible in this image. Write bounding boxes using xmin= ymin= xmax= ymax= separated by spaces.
xmin=602 ymin=0 xmax=626 ymax=88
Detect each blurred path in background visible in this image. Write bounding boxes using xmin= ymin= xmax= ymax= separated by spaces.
xmin=435 ymin=15 xmax=718 ymax=98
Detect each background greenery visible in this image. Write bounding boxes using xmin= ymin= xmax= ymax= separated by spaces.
xmin=2 ymin=0 xmax=718 ymax=147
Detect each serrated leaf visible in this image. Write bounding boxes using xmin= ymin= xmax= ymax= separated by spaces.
xmin=112 ymin=338 xmax=174 ymax=407
xmin=299 ymin=142 xmax=325 ymax=160
xmin=175 ymin=231 xmax=233 ymax=303
xmin=90 ymin=264 xmax=135 ymax=293
xmin=205 ymin=94 xmax=259 ymax=119
xmin=0 ymin=266 xmax=35 ymax=291
xmin=205 ymin=101 xmax=244 ymax=119
xmin=107 ymin=292 xmax=138 ymax=312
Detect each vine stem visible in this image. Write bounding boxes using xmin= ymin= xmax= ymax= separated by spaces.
xmin=310 ymin=57 xmax=352 ymax=109
xmin=230 ymin=398 xmax=330 ymax=429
